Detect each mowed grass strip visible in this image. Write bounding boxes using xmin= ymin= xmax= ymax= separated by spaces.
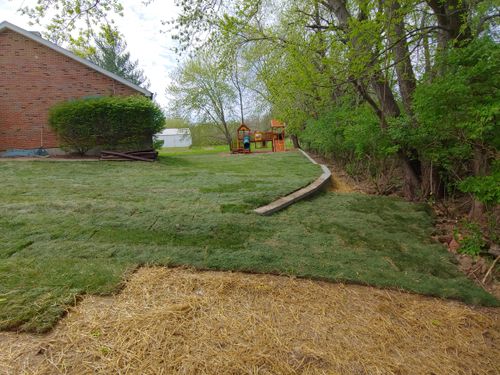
xmin=0 ymin=150 xmax=496 ymax=332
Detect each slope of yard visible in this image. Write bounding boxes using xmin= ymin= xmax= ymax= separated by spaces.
xmin=0 ymin=150 xmax=497 ymax=332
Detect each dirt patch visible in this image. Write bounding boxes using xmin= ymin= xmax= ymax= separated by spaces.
xmin=329 ymin=174 xmax=354 ymax=193
xmin=1 ymin=267 xmax=498 ymax=375
xmin=302 ymin=151 xmax=367 ymax=194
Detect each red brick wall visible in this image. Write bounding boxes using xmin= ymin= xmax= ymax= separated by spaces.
xmin=0 ymin=29 xmax=142 ymax=151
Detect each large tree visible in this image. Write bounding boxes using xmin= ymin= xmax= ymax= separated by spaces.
xmin=71 ymin=24 xmax=149 ymax=87
xmin=167 ymin=52 xmax=237 ymax=147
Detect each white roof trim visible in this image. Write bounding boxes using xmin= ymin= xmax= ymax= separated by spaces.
xmin=0 ymin=21 xmax=153 ymax=97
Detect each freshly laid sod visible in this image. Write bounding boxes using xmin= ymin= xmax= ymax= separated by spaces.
xmin=0 ymin=151 xmax=496 ymax=332
xmin=158 ymin=144 xmax=230 ymax=155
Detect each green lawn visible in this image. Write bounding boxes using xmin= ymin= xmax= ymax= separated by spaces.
xmin=159 ymin=144 xmax=230 ymax=155
xmin=0 ymin=151 xmax=496 ymax=332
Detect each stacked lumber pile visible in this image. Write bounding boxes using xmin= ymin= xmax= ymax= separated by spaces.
xmin=100 ymin=149 xmax=158 ymax=162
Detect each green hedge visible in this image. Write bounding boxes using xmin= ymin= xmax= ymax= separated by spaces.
xmin=49 ymin=96 xmax=165 ymax=154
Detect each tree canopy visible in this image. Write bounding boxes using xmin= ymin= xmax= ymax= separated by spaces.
xmin=167 ymin=51 xmax=237 ymax=146
xmin=71 ymin=24 xmax=149 ymax=87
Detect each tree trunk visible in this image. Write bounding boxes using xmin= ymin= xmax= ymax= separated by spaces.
xmin=421 ymin=12 xmax=432 ymax=78
xmin=220 ymin=116 xmax=233 ymax=150
xmin=469 ymin=200 xmax=485 ymax=222
xmin=397 ymin=151 xmax=420 ymax=200
xmin=232 ymin=59 xmax=245 ymax=125
xmin=370 ymin=75 xmax=401 ymax=119
xmin=385 ymin=0 xmax=417 ymax=116
xmin=353 ymin=79 xmax=386 ymax=123
xmin=469 ymin=144 xmax=488 ymax=220
xmin=325 ymin=0 xmax=350 ymax=28
xmin=426 ymin=0 xmax=472 ymax=49
xmin=224 ymin=132 xmax=233 ymax=150
xmin=370 ymin=75 xmax=422 ymax=200
xmin=290 ymin=134 xmax=300 ymax=149
xmin=420 ymin=160 xmax=443 ymax=198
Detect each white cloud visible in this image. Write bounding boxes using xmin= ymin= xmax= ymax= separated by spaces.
xmin=0 ymin=0 xmax=180 ymax=107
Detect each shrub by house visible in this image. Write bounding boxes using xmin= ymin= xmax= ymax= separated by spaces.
xmin=49 ymin=96 xmax=165 ymax=155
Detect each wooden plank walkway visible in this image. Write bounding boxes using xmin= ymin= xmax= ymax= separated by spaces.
xmin=254 ymin=149 xmax=331 ymax=215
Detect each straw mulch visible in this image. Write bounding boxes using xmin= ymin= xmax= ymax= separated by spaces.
xmin=329 ymin=174 xmax=354 ymax=193
xmin=1 ymin=267 xmax=499 ymax=375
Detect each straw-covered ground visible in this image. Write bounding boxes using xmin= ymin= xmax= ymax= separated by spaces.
xmin=1 ymin=267 xmax=498 ymax=375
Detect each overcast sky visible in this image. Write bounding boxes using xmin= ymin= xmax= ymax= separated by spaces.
xmin=0 ymin=0 xmax=180 ymax=107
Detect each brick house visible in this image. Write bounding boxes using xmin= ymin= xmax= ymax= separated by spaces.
xmin=0 ymin=21 xmax=153 ymax=153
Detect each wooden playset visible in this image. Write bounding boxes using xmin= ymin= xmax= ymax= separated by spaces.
xmin=232 ymin=119 xmax=286 ymax=154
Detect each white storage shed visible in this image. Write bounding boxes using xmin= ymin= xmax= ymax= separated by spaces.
xmin=155 ymin=128 xmax=192 ymax=148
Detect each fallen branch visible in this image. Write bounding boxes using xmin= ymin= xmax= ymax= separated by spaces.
xmin=124 ymin=149 xmax=155 ymax=154
xmin=482 ymin=255 xmax=500 ymax=285
xmin=101 ymin=151 xmax=154 ymax=162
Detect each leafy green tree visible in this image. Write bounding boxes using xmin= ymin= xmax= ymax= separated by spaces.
xmin=71 ymin=25 xmax=149 ymax=87
xmin=20 ymin=0 xmax=124 ymax=44
xmin=167 ymin=51 xmax=237 ymax=147
xmin=411 ymin=37 xmax=500 ymax=217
